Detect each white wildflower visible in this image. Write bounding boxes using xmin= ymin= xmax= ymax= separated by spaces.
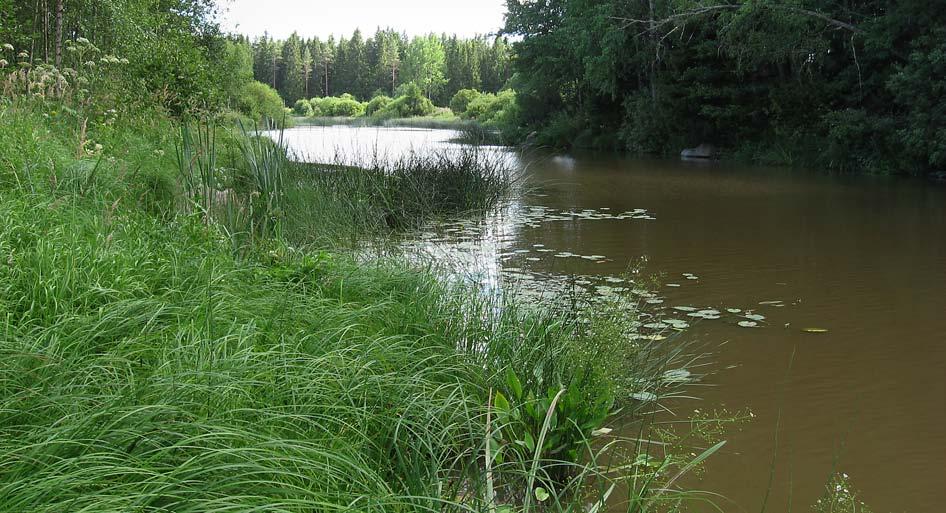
xmin=2 ymin=43 xmax=13 ymax=52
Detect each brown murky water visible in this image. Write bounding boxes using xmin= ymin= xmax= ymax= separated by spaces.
xmin=283 ymin=126 xmax=946 ymax=513
xmin=516 ymin=153 xmax=946 ymax=513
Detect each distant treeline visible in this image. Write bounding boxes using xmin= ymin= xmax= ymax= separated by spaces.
xmin=236 ymin=30 xmax=513 ymax=107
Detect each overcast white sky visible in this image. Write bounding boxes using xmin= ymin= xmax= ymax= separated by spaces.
xmin=216 ymin=0 xmax=508 ymax=40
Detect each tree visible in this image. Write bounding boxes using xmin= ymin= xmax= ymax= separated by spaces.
xmin=376 ymin=29 xmax=401 ymax=96
xmin=279 ymin=32 xmax=305 ymax=104
xmin=221 ymin=37 xmax=254 ymax=106
xmin=253 ymin=33 xmax=277 ymax=88
xmin=401 ymin=34 xmax=446 ymax=99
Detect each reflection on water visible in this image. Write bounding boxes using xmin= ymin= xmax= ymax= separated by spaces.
xmin=279 ymin=125 xmax=946 ymax=513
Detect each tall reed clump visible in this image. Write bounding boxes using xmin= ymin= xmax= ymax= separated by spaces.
xmin=176 ymin=121 xmax=291 ymax=251
xmin=282 ymin=146 xmax=518 ymax=246
xmin=176 ymin=121 xmax=514 ymax=249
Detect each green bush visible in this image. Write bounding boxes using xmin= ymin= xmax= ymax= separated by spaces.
xmin=464 ymin=89 xmax=517 ymax=124
xmin=364 ymin=95 xmax=392 ymax=116
xmin=377 ymin=83 xmax=435 ymax=118
xmin=237 ymin=81 xmax=287 ymax=126
xmin=450 ymin=89 xmax=481 ymax=116
xmin=292 ymin=99 xmax=312 ymax=117
xmin=309 ymin=96 xmax=367 ymax=117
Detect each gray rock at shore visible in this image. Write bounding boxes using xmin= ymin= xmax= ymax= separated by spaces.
xmin=681 ymin=143 xmax=717 ymax=159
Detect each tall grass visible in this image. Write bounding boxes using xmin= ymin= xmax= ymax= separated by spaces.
xmin=0 ymin=100 xmax=722 ymax=512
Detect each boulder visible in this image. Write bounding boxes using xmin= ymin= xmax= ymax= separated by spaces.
xmin=680 ymin=143 xmax=717 ymax=159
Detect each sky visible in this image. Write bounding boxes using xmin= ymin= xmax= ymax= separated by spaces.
xmin=216 ymin=0 xmax=509 ymax=40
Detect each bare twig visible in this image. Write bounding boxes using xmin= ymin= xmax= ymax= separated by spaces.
xmin=612 ymin=3 xmax=860 ymax=34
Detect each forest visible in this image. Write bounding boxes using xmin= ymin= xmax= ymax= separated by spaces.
xmin=245 ymin=30 xmax=513 ymax=106
xmin=503 ymin=0 xmax=946 ymax=175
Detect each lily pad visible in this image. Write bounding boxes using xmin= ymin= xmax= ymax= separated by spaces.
xmin=737 ymin=321 xmax=759 ymax=328
xmin=802 ymin=328 xmax=828 ymax=334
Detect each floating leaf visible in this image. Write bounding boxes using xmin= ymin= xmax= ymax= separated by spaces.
xmin=737 ymin=321 xmax=759 ymax=328
xmin=744 ymin=313 xmax=765 ymax=321
xmin=631 ymin=391 xmax=658 ymax=402
xmin=591 ymin=427 xmax=613 ymax=437
xmin=643 ymin=322 xmax=668 ymax=329
xmin=802 ymin=328 xmax=828 ymax=334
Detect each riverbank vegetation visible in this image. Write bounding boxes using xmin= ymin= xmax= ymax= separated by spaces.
xmin=0 ymin=2 xmax=722 ymax=511
xmin=0 ymin=87 xmax=732 ymax=511
xmin=502 ymin=0 xmax=945 ymax=176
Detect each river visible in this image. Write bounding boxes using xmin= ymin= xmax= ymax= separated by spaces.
xmin=277 ymin=124 xmax=946 ymax=513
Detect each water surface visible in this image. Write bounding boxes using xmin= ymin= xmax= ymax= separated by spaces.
xmin=280 ymin=125 xmax=946 ymax=513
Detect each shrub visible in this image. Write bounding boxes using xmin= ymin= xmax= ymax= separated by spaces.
xmin=377 ymin=83 xmax=435 ymax=118
xmin=292 ymin=99 xmax=312 ymax=116
xmin=309 ymin=96 xmax=366 ymax=117
xmin=464 ymin=89 xmax=517 ymax=124
xmin=237 ymin=81 xmax=287 ymax=126
xmin=450 ymin=88 xmax=481 ymax=116
xmin=364 ymin=95 xmax=392 ymax=117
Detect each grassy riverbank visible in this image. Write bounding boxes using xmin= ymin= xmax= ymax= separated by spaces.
xmin=0 ymin=99 xmax=718 ymax=511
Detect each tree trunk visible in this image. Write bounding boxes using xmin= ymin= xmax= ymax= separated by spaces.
xmin=54 ymin=0 xmax=63 ymax=67
xmin=31 ymin=0 xmax=41 ymax=61
xmin=42 ymin=0 xmax=49 ymax=63
xmin=648 ymin=0 xmax=657 ymax=102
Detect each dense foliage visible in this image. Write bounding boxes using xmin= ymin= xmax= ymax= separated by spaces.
xmin=249 ymin=29 xmax=513 ymax=106
xmin=0 ymin=0 xmax=288 ymax=125
xmin=503 ymin=0 xmax=946 ymax=175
